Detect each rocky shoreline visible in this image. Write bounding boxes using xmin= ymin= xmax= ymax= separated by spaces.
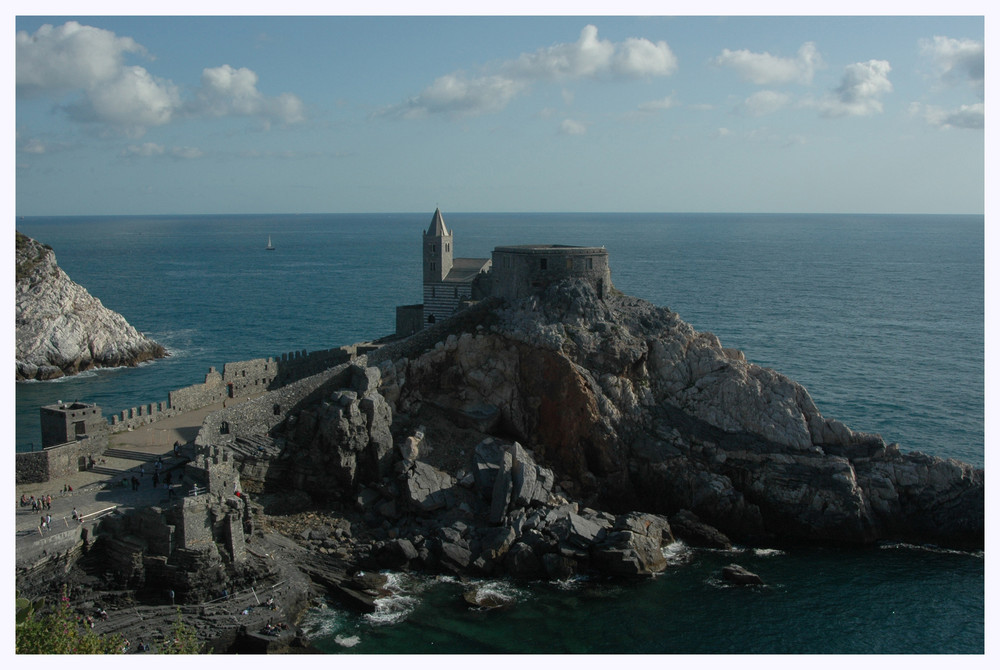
xmin=15 ymin=231 xmax=166 ymax=381
xmin=16 ymin=275 xmax=983 ymax=653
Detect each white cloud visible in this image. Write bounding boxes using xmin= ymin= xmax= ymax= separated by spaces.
xmin=739 ymin=90 xmax=791 ymax=116
xmin=613 ymin=37 xmax=679 ymax=77
xmin=122 ymin=143 xmax=204 ymax=159
xmin=560 ymin=118 xmax=587 ymax=135
xmin=911 ymin=102 xmax=984 ymax=130
xmin=510 ymin=25 xmax=615 ymax=80
xmin=394 ymin=73 xmax=525 ymax=118
xmin=16 ymin=21 xmax=146 ymax=95
xmin=17 ymin=22 xmax=306 ymax=136
xmin=712 ymin=42 xmax=820 ymax=85
xmin=815 ymin=60 xmax=893 ymax=117
xmin=22 ymin=138 xmax=49 ymax=154
xmin=920 ymin=36 xmax=984 ymax=99
xmin=122 ymin=142 xmax=165 ymax=157
xmin=69 ymin=66 xmax=180 ymax=132
xmin=637 ymin=95 xmax=678 ymax=112
xmin=388 ymin=25 xmax=678 ymax=118
xmin=190 ymin=65 xmax=305 ymax=125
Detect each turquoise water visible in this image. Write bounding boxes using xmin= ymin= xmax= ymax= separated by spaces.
xmin=14 ymin=213 xmax=984 ymax=653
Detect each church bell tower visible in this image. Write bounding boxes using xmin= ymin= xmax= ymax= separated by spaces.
xmin=423 ymin=207 xmax=453 ymax=283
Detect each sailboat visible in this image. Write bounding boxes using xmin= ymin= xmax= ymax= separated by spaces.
xmin=265 ymin=235 xmax=275 ymax=251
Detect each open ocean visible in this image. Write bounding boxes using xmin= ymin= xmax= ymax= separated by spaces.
xmin=13 ymin=212 xmax=984 ymax=654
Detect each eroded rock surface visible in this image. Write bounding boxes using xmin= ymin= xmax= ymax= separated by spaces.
xmin=16 ymin=232 xmax=166 ymax=380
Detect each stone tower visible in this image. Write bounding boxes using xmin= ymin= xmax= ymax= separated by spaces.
xmin=423 ymin=208 xmax=453 ymax=283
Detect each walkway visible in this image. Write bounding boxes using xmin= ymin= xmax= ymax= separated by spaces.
xmin=14 ymin=395 xmax=255 ymax=567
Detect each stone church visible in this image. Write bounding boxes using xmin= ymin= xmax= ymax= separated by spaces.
xmin=395 ymin=208 xmax=611 ymax=337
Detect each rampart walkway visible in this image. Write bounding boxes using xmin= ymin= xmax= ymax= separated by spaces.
xmin=14 ymin=395 xmax=257 ymax=568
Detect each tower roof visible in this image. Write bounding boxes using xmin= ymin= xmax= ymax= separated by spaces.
xmin=426 ymin=208 xmax=449 ymax=236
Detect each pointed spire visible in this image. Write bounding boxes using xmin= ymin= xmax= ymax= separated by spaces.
xmin=427 ymin=207 xmax=449 ymax=236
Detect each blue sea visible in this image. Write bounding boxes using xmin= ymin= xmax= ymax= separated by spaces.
xmin=13 ymin=213 xmax=984 ymax=654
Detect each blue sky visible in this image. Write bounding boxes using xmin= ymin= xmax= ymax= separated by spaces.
xmin=12 ymin=7 xmax=988 ymax=215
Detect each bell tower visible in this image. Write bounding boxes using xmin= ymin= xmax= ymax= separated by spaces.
xmin=423 ymin=207 xmax=453 ymax=283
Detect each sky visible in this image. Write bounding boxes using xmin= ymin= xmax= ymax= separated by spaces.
xmin=10 ymin=4 xmax=989 ymax=216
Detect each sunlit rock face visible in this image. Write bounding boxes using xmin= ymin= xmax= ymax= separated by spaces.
xmin=16 ymin=231 xmax=166 ymax=381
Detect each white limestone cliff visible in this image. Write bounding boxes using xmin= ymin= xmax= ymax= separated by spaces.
xmin=16 ymin=231 xmax=166 ymax=381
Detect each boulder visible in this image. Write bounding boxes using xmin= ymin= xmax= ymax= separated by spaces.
xmin=669 ymin=509 xmax=732 ymax=549
xmin=404 ymin=461 xmax=457 ymax=512
xmin=721 ymin=564 xmax=764 ymax=586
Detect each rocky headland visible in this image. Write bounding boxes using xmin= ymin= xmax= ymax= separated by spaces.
xmin=16 ymin=231 xmax=166 ymax=380
xmin=17 ymin=275 xmax=983 ymax=652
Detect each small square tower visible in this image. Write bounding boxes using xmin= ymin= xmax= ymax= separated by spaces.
xmin=39 ymin=401 xmax=107 ymax=448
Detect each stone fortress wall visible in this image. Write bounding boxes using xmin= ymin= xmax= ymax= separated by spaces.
xmin=490 ymin=245 xmax=611 ymax=301
xmin=16 ymin=345 xmax=360 ymax=484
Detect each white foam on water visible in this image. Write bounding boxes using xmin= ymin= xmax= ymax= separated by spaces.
xmin=753 ymin=548 xmax=785 ymax=558
xmin=298 ymin=603 xmax=347 ymax=639
xmin=334 ymin=634 xmax=361 ymax=648
xmin=465 ymin=579 xmax=527 ymax=608
xmin=878 ymin=542 xmax=983 ymax=558
xmin=364 ymin=593 xmax=420 ymax=626
xmin=662 ymin=539 xmax=694 ymax=565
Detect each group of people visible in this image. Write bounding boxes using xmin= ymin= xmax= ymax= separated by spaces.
xmin=20 ymin=494 xmax=52 ymax=511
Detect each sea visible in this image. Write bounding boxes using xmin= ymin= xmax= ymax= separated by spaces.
xmin=13 ymin=212 xmax=984 ymax=654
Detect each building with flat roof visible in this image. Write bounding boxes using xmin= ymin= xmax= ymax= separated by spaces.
xmin=396 ymin=210 xmax=613 ymax=336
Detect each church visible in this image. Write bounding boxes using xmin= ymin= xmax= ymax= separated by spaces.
xmin=394 ymin=208 xmax=611 ymax=337
xmin=421 ymin=208 xmax=492 ymax=327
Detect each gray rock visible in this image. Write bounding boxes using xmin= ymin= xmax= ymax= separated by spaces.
xmin=490 ymin=451 xmax=514 ymax=523
xmin=439 ymin=541 xmax=473 ymax=572
xmin=721 ymin=564 xmax=764 ymax=586
xmin=16 ymin=232 xmax=166 ymax=380
xmin=404 ymin=461 xmax=457 ymax=512
xmin=669 ymin=509 xmax=732 ymax=549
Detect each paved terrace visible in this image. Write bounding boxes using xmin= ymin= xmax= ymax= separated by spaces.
xmin=14 ymin=395 xmax=258 ymax=568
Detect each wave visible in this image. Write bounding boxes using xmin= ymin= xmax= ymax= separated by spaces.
xmin=752 ymin=548 xmax=786 ymax=558
xmin=363 ymin=570 xmax=423 ymax=626
xmin=878 ymin=542 xmax=983 ymax=559
xmin=334 ymin=634 xmax=361 ymax=648
xmin=298 ymin=603 xmax=348 ymax=640
xmin=662 ymin=539 xmax=694 ymax=565
xmin=364 ymin=593 xmax=420 ymax=626
xmin=463 ymin=579 xmax=528 ymax=609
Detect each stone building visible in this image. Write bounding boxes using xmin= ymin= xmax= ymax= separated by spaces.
xmin=40 ymin=401 xmax=108 ymax=448
xmin=396 ymin=209 xmax=612 ymax=336
xmin=421 ymin=208 xmax=492 ymax=327
xmin=490 ymin=244 xmax=611 ymax=301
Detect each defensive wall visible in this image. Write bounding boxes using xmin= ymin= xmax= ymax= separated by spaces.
xmin=490 ymin=245 xmax=611 ymax=301
xmin=15 ymin=434 xmax=107 ymax=485
xmin=17 ymin=346 xmax=359 ymax=485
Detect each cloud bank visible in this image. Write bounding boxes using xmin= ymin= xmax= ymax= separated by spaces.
xmin=387 ymin=25 xmax=678 ymax=118
xmin=816 ymin=60 xmax=893 ymax=117
xmin=17 ymin=21 xmax=306 ymax=137
xmin=712 ymin=42 xmax=820 ymax=85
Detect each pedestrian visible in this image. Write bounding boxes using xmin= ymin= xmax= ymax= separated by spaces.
xmin=46 ymin=494 xmax=52 ymax=510
xmin=46 ymin=513 xmax=52 ymax=528
xmin=139 ymin=466 xmax=144 ymax=478
xmin=40 ymin=515 xmax=47 ymax=532
xmin=72 ymin=508 xmax=80 ymax=522
xmin=30 ymin=496 xmax=37 ymax=512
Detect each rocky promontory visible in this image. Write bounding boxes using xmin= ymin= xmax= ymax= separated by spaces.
xmin=17 ymin=274 xmax=982 ymax=652
xmin=16 ymin=231 xmax=166 ymax=381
